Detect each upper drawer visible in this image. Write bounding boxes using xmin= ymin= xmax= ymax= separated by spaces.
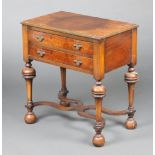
xmin=28 ymin=29 xmax=93 ymax=57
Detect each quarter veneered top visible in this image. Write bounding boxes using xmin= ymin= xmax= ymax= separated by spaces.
xmin=22 ymin=11 xmax=138 ymax=40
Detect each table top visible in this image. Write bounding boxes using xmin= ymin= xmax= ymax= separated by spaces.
xmin=22 ymin=11 xmax=138 ymax=40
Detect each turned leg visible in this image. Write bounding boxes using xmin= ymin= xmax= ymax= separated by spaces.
xmin=92 ymin=81 xmax=106 ymax=147
xmin=124 ymin=66 xmax=139 ymax=129
xmin=58 ymin=67 xmax=69 ymax=106
xmin=22 ymin=61 xmax=37 ymax=124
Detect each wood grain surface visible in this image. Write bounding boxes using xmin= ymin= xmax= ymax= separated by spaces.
xmin=22 ymin=11 xmax=138 ymax=40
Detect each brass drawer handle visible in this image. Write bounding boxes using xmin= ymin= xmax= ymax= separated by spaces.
xmin=73 ymin=43 xmax=82 ymax=50
xmin=34 ymin=34 xmax=44 ymax=42
xmin=74 ymin=59 xmax=82 ymax=66
xmin=37 ymin=50 xmax=45 ymax=57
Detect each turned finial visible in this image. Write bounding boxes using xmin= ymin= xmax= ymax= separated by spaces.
xmin=124 ymin=67 xmax=139 ymax=83
xmin=22 ymin=62 xmax=36 ymax=79
xmin=92 ymin=81 xmax=106 ymax=98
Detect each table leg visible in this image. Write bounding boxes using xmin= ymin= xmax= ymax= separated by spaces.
xmin=92 ymin=81 xmax=106 ymax=147
xmin=59 ymin=67 xmax=69 ymax=106
xmin=22 ymin=61 xmax=37 ymax=124
xmin=124 ymin=65 xmax=139 ymax=129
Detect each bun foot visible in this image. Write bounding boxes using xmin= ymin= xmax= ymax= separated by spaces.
xmin=92 ymin=134 xmax=105 ymax=147
xmin=24 ymin=112 xmax=37 ymax=124
xmin=125 ymin=118 xmax=137 ymax=129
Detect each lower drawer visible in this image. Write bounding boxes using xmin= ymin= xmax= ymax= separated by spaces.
xmin=29 ymin=45 xmax=93 ymax=74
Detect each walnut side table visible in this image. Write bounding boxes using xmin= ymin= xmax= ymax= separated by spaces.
xmin=21 ymin=11 xmax=139 ymax=147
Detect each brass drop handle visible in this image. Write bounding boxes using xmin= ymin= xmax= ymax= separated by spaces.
xmin=37 ymin=50 xmax=45 ymax=57
xmin=73 ymin=42 xmax=82 ymax=50
xmin=74 ymin=59 xmax=82 ymax=66
xmin=34 ymin=34 xmax=44 ymax=42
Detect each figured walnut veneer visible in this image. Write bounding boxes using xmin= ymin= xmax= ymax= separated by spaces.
xmin=21 ymin=11 xmax=139 ymax=147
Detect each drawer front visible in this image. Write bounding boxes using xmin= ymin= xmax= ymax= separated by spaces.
xmin=29 ymin=45 xmax=93 ymax=73
xmin=28 ymin=29 xmax=93 ymax=57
